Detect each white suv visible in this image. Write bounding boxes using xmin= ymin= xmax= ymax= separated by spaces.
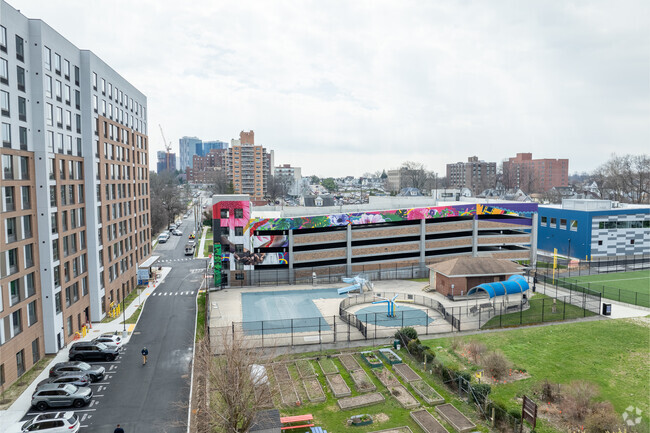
xmin=20 ymin=412 xmax=80 ymax=432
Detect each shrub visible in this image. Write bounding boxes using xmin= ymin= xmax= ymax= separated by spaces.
xmin=562 ymin=380 xmax=599 ymax=422
xmin=539 ymin=379 xmax=560 ymax=403
xmin=482 ymin=351 xmax=510 ymax=380
xmin=457 ymin=370 xmax=472 ymax=383
xmin=585 ymin=402 xmax=620 ymax=433
xmin=396 ymin=326 xmax=418 ymax=340
xmin=450 ymin=336 xmax=461 ymax=351
xmin=472 ymin=383 xmax=492 ymax=404
xmin=422 ymin=348 xmax=435 ymax=364
xmin=466 ymin=340 xmax=487 ymax=363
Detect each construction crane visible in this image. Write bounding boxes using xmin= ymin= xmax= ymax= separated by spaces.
xmin=159 ymin=124 xmax=173 ymax=171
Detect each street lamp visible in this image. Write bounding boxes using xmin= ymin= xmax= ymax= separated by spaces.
xmin=121 ymin=283 xmax=126 ymax=333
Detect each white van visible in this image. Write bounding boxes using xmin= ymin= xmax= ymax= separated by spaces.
xmin=158 ymin=233 xmax=170 ymax=243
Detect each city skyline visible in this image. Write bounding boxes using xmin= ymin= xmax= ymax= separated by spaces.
xmin=12 ymin=0 xmax=650 ymax=177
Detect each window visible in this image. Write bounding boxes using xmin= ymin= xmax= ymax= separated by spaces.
xmin=75 ymin=65 xmax=80 ymax=85
xmin=18 ymin=96 xmax=26 ymax=121
xmin=6 ymin=217 xmax=16 ymax=242
xmin=540 ymin=216 xmax=547 ymax=227
xmin=15 ymin=35 xmax=24 ymax=61
xmin=24 ymin=243 xmax=34 ymax=267
xmin=44 ymin=46 xmax=51 ymax=70
xmin=13 ymin=309 xmax=23 ymax=336
xmin=32 ymin=338 xmax=40 ymax=363
xmin=2 ymin=154 xmax=12 ymax=178
xmin=570 ymin=220 xmax=578 ymax=231
xmin=560 ymin=219 xmax=567 ymax=230
xmin=235 ymin=227 xmax=243 ymax=236
xmin=9 ymin=278 xmax=20 ymax=304
xmin=101 ymin=78 xmax=105 ymax=95
xmin=49 ymin=186 xmax=57 ymax=208
xmin=0 ymin=90 xmax=8 ymax=116
xmin=2 ymin=122 xmax=10 ymax=147
xmin=67 ymin=316 xmax=73 ymax=336
xmin=220 ymin=209 xmax=228 ymax=218
xmin=21 ymin=186 xmax=30 ymax=209
xmin=0 ymin=25 xmax=6 ymax=52
xmin=23 ymin=215 xmax=32 ymax=238
xmin=631 ymin=239 xmax=635 ymax=245
xmin=550 ymin=217 xmax=557 ymax=228
xmin=8 ymin=248 xmax=18 ymax=274
xmin=19 ymin=126 xmax=27 ymax=149
xmin=235 ymin=208 xmax=244 ymax=218
xmin=235 ymin=244 xmax=244 ymax=253
xmin=54 ymin=53 xmax=61 ymax=74
xmin=4 ymin=186 xmax=15 ymax=211
xmin=598 ymin=240 xmax=603 ymax=246
xmin=55 ymin=292 xmax=62 ymax=313
xmin=46 ymin=103 xmax=53 ymax=126
xmin=16 ymin=66 xmax=25 ymax=91
xmin=0 ymin=58 xmax=8 ymax=84
xmin=28 ymin=301 xmax=37 ymax=326
xmin=63 ymin=59 xmax=70 ymax=79
xmin=16 ymin=348 xmax=25 ymax=377
xmin=52 ymin=239 xmax=59 ymax=261
xmin=64 ymin=84 xmax=70 ymax=105
xmin=26 ymin=272 xmax=35 ymax=297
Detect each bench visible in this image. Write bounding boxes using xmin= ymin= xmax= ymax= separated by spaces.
xmin=281 ymin=424 xmax=314 ymax=431
xmin=280 ymin=415 xmax=314 ymax=431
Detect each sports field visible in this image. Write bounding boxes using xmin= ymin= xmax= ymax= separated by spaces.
xmin=562 ymin=270 xmax=650 ymax=307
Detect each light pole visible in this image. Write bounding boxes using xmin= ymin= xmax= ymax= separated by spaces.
xmin=121 ymin=283 xmax=126 ymax=333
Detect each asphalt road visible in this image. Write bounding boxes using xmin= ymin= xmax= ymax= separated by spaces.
xmin=85 ymin=214 xmax=204 ymax=432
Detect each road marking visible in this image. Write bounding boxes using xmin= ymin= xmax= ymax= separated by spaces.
xmin=128 ymin=324 xmax=135 ymax=332
xmin=93 ymin=394 xmax=104 ymax=397
xmin=81 ymin=414 xmax=88 ymax=422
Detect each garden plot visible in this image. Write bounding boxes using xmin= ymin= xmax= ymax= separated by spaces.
xmin=278 ymin=380 xmax=299 ymax=406
xmin=318 ymin=357 xmax=339 ymax=375
xmin=372 ymin=367 xmax=401 ymax=387
xmin=326 ymin=373 xmax=352 ymax=397
xmin=388 ymin=384 xmax=420 ymax=409
xmin=410 ymin=380 xmax=445 ymax=405
xmin=350 ymin=368 xmax=377 ymax=392
xmin=411 ymin=409 xmax=450 ymax=433
xmin=296 ymin=359 xmax=317 ymax=378
xmin=393 ymin=363 xmax=421 ymax=383
xmin=272 ymin=363 xmax=291 ymax=382
xmin=339 ymin=353 xmax=362 ymax=371
xmin=338 ymin=392 xmax=385 ymax=410
xmin=435 ymin=404 xmax=476 ymax=433
xmin=303 ymin=377 xmax=326 ymax=402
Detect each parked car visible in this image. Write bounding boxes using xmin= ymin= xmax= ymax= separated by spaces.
xmin=20 ymin=411 xmax=80 ymax=432
xmin=93 ymin=333 xmax=122 ymax=347
xmin=90 ymin=337 xmax=120 ymax=351
xmin=31 ymin=383 xmax=92 ymax=411
xmin=172 ymin=229 xmax=182 ymax=236
xmin=50 ymin=362 xmax=105 ymax=382
xmin=168 ymin=224 xmax=177 ymax=231
xmin=158 ymin=233 xmax=170 ymax=243
xmin=68 ymin=341 xmax=119 ymax=362
xmin=37 ymin=372 xmax=91 ymax=388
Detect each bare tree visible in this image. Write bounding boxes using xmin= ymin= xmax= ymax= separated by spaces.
xmin=265 ymin=174 xmax=289 ymax=202
xmin=149 ymin=171 xmax=184 ymax=234
xmin=206 ymin=168 xmax=231 ymax=196
xmin=194 ymin=331 xmax=276 ymax=433
xmin=594 ymin=154 xmax=650 ymax=203
xmin=400 ymin=161 xmax=436 ymax=191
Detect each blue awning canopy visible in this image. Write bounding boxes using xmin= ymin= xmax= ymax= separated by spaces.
xmin=467 ymin=275 xmax=529 ymax=298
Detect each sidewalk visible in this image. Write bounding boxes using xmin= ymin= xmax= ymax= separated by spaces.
xmin=0 ymin=267 xmax=172 ymax=431
xmin=196 ymin=225 xmax=209 ymax=259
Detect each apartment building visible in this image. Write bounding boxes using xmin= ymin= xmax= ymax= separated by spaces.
xmin=502 ymin=153 xmax=569 ymax=192
xmin=186 ymin=148 xmax=227 ymax=184
xmin=0 ymin=2 xmax=150 ymax=388
xmin=446 ymin=156 xmax=497 ymax=194
xmin=225 ymin=131 xmax=272 ymax=202
xmin=156 ymin=150 xmax=176 ymax=173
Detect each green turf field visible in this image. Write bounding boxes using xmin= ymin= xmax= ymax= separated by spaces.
xmin=561 ymin=270 xmax=650 ymax=307
xmin=569 ymin=270 xmax=650 ymax=293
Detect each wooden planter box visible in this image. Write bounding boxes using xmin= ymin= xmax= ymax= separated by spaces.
xmin=318 ymin=357 xmax=339 ymax=375
xmin=378 ymin=348 xmax=402 ymax=365
xmin=350 ymin=414 xmax=373 ymax=426
xmin=410 ymin=380 xmax=445 ymax=406
xmin=361 ymin=351 xmax=384 ymax=368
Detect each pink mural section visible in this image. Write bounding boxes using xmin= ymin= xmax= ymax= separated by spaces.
xmin=213 ymin=200 xmax=250 ymax=228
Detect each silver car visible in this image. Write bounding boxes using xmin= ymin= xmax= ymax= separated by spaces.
xmin=31 ymin=383 xmax=92 ymax=411
xmin=20 ymin=411 xmax=80 ymax=432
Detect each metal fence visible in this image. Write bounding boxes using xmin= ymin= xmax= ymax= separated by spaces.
xmin=535 ymin=253 xmax=650 ymax=278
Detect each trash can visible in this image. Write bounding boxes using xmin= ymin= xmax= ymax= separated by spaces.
xmin=393 ymin=339 xmax=400 ymax=350
xmin=602 ymin=303 xmax=612 ymax=316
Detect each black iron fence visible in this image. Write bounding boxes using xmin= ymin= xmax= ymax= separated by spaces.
xmin=534 ymin=253 xmax=650 ymax=278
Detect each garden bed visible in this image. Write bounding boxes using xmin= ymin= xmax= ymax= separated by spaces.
xmin=410 ymin=409 xmax=450 ymax=433
xmin=326 ymin=373 xmax=352 ymax=397
xmin=378 ymin=348 xmax=403 ymax=365
xmin=410 ymin=380 xmax=445 ymax=405
xmin=350 ymin=368 xmax=377 ymax=393
xmin=296 ymin=359 xmax=317 ymax=378
xmin=338 ymin=392 xmax=385 ymax=410
xmin=388 ymin=384 xmax=420 ymax=409
xmin=361 ymin=351 xmax=384 ymax=368
xmin=393 ymin=363 xmax=421 ymax=383
xmin=303 ymin=377 xmax=326 ymax=402
xmin=272 ymin=363 xmax=291 ymax=382
xmin=372 ymin=367 xmax=401 ymax=387
xmin=318 ymin=357 xmax=339 ymax=375
xmin=340 ymin=353 xmax=362 ymax=371
xmin=350 ymin=414 xmax=373 ymax=426
xmin=278 ymin=380 xmax=299 ymax=406
xmin=435 ymin=404 xmax=476 ymax=433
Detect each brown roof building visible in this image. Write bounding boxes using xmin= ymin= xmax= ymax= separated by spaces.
xmin=428 ymin=257 xmax=523 ymax=297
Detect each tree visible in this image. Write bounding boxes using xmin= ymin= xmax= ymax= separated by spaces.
xmin=310 ymin=175 xmax=320 ymax=184
xmin=321 ymin=177 xmax=337 ymax=192
xmin=194 ymin=332 xmax=276 ymax=433
xmin=149 ymin=171 xmax=184 ymax=234
xmin=206 ymin=168 xmax=231 ymax=196
xmin=400 ymin=161 xmax=436 ymax=192
xmin=265 ymin=174 xmax=288 ymax=202
xmin=594 ymin=154 xmax=650 ymax=203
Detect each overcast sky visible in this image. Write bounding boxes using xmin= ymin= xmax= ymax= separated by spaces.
xmin=12 ymin=0 xmax=650 ymax=177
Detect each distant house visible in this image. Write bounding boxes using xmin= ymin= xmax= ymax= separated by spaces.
xmin=303 ymin=194 xmax=336 ymax=207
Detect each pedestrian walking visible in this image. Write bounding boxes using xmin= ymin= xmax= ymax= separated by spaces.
xmin=114 ymin=424 xmax=125 ymax=433
xmin=141 ymin=347 xmax=148 ymax=365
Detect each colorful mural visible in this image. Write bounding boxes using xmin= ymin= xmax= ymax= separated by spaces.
xmin=244 ymin=203 xmax=536 ymax=232
xmin=213 ymin=243 xmax=221 ymax=286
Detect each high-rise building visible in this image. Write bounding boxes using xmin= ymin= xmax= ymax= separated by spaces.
xmin=179 ymin=136 xmax=201 ymax=171
xmin=446 ymin=156 xmax=497 ymax=194
xmin=187 ymin=148 xmax=227 ymax=184
xmin=274 ymin=164 xmax=302 ymax=195
xmin=156 ymin=150 xmax=176 ymax=173
xmin=0 ymin=2 xmax=151 ymax=388
xmin=502 ymin=153 xmax=569 ymax=192
xmin=225 ymin=131 xmax=271 ymax=202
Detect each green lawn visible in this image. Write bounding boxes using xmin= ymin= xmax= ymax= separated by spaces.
xmin=196 ymin=291 xmax=206 ymax=340
xmin=481 ymin=293 xmax=596 ymax=329
xmin=203 ymin=228 xmax=213 ymax=257
xmin=561 ymin=270 xmax=650 ymax=307
xmin=423 ymin=318 xmax=650 ymax=430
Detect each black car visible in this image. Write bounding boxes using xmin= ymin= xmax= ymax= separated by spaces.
xmin=37 ymin=372 xmax=91 ymax=388
xmin=68 ymin=341 xmax=119 ymax=362
xmin=50 ymin=362 xmax=105 ymax=382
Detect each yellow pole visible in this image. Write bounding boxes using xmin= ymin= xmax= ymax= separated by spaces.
xmin=553 ymin=248 xmax=557 ymax=284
